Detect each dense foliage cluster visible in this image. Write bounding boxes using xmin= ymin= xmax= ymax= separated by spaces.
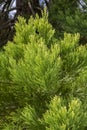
xmin=0 ymin=10 xmax=87 ymax=129
xmin=48 ymin=0 xmax=87 ymax=43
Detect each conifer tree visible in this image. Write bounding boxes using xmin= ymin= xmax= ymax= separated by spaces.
xmin=0 ymin=11 xmax=87 ymax=129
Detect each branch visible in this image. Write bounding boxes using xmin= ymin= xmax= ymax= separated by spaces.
xmin=28 ymin=2 xmax=35 ymax=17
xmin=0 ymin=7 xmax=20 ymax=17
xmin=2 ymin=0 xmax=12 ymax=12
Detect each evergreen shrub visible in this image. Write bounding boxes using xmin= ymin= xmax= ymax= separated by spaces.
xmin=0 ymin=10 xmax=87 ymax=129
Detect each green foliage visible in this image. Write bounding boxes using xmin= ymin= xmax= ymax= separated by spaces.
xmin=0 ymin=11 xmax=56 ymax=118
xmin=14 ymin=10 xmax=55 ymax=47
xmin=43 ymin=96 xmax=87 ymax=130
xmin=3 ymin=96 xmax=87 ymax=130
xmin=48 ymin=0 xmax=87 ymax=43
xmin=0 ymin=11 xmax=87 ymax=129
xmin=3 ymin=106 xmax=43 ymax=130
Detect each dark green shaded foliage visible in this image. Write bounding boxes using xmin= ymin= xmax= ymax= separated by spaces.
xmin=48 ymin=0 xmax=87 ymax=44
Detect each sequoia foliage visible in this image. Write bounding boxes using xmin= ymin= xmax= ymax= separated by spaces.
xmin=48 ymin=0 xmax=87 ymax=44
xmin=0 ymin=10 xmax=87 ymax=129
